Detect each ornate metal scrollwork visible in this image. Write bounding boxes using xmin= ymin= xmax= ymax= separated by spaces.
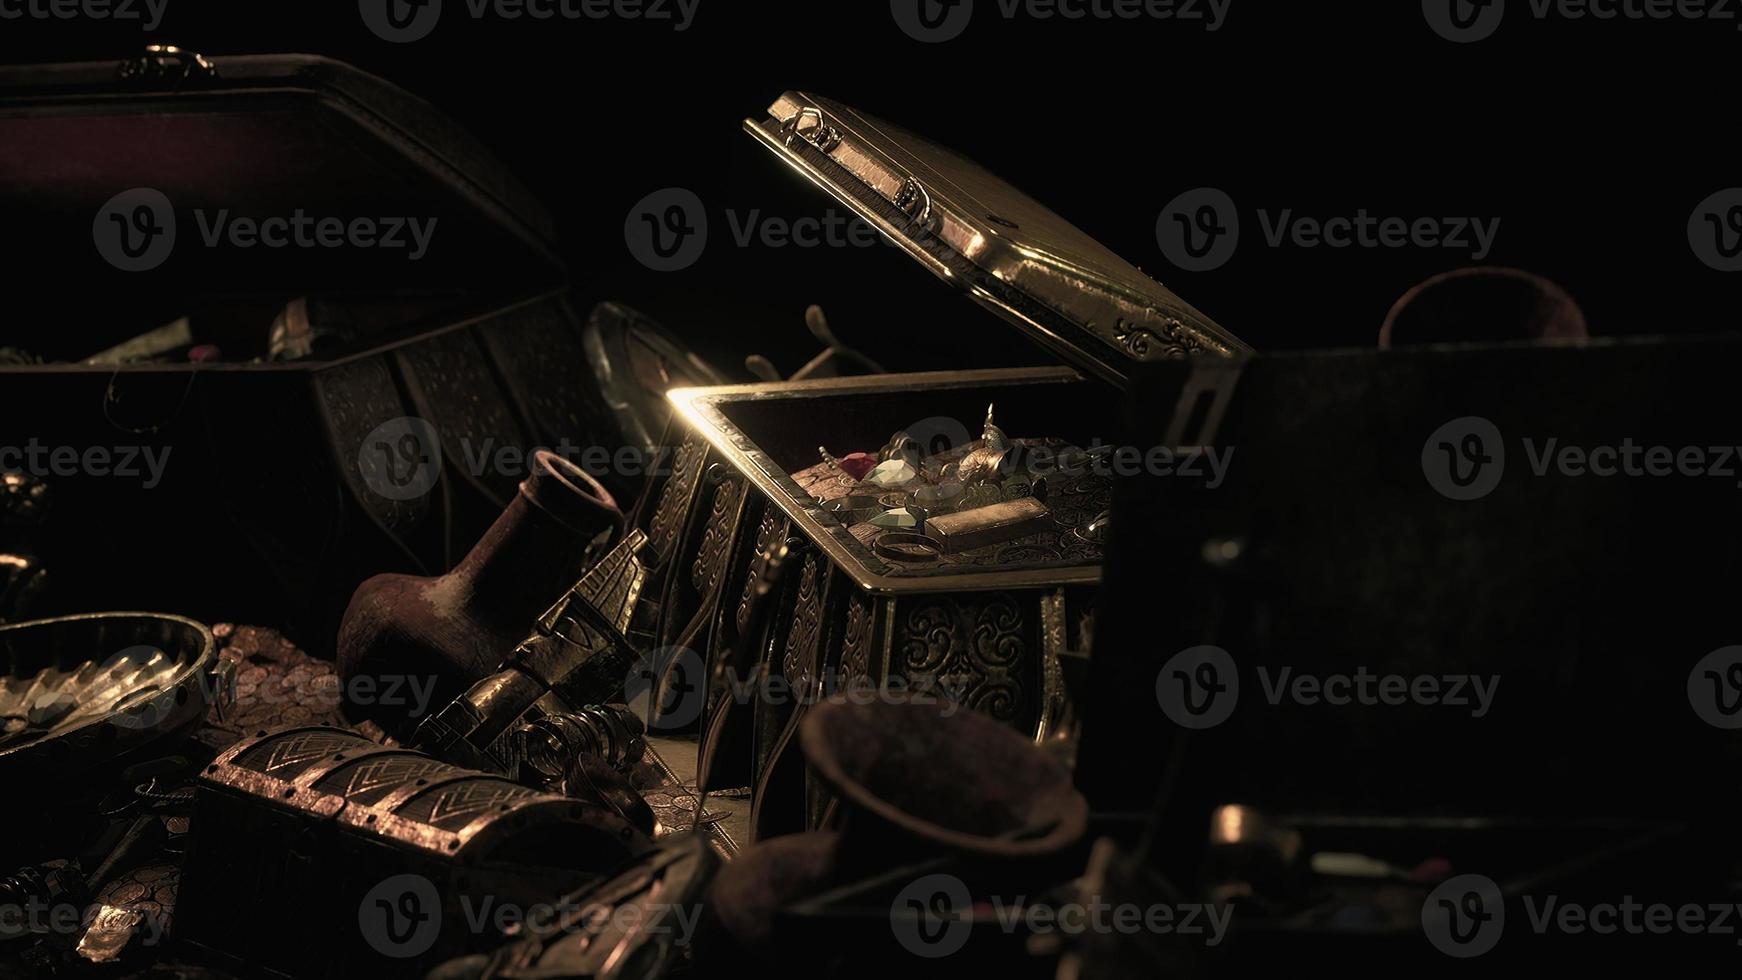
xmin=837 ymin=592 xmax=873 ymax=687
xmin=782 ymin=555 xmax=825 ymax=689
xmin=898 ymin=594 xmax=1032 ymax=725
xmin=691 ymin=478 xmax=742 ymax=595
xmin=1111 ymin=315 xmax=1223 ymax=360
xmin=645 ymin=439 xmax=703 ymax=561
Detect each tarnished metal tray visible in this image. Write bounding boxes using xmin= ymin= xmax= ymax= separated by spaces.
xmin=0 ymin=611 xmax=216 ymax=781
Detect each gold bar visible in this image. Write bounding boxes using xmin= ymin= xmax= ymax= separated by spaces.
xmin=925 ymin=497 xmax=1052 ymax=554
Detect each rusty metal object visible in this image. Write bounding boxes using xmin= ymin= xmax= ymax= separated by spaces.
xmin=340 ymin=451 xmax=623 ymax=741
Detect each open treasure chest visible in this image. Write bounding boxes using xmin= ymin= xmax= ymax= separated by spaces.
xmin=0 ymin=50 xmax=723 ymax=643
xmin=629 ymin=92 xmax=1252 ymax=842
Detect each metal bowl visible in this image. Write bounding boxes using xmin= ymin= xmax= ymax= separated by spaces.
xmin=0 ymin=612 xmax=216 ymax=781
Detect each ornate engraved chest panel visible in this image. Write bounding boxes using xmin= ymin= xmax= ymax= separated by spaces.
xmin=176 ymin=725 xmax=649 ymax=977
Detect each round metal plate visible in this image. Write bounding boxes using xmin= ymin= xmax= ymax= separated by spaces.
xmin=0 ymin=612 xmax=215 ymax=781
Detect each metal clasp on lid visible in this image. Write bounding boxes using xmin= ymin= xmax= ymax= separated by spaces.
xmin=894 ymin=177 xmax=933 ymax=227
xmin=780 ymin=106 xmax=842 ymax=153
xmin=116 ymin=45 xmax=217 ymax=86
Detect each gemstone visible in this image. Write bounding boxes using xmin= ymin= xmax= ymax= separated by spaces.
xmin=839 ymin=452 xmax=877 ymax=481
xmin=867 ymin=507 xmax=922 ymax=529
xmin=865 ymin=459 xmax=918 ymax=487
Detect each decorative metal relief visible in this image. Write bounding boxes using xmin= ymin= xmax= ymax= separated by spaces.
xmin=836 ymin=592 xmax=874 ymax=688
xmin=1110 ymin=314 xmax=1233 ymax=360
xmin=691 ymin=477 xmax=742 ymax=595
xmin=897 ymin=593 xmax=1034 ymax=726
xmin=736 ymin=510 xmax=788 ymax=635
xmin=781 ymin=555 xmax=825 ymax=690
xmin=645 ymin=438 xmax=703 ymax=561
xmin=325 ymin=756 xmax=451 ymax=802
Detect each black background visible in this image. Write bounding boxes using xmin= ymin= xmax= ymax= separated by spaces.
xmin=0 ymin=0 xmax=1734 ymax=375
